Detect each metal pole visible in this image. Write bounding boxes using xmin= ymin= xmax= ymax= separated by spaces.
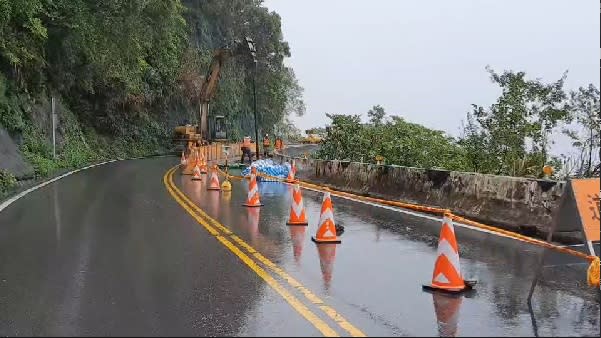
xmin=51 ymin=96 xmax=56 ymax=159
xmin=252 ymin=62 xmax=260 ymax=160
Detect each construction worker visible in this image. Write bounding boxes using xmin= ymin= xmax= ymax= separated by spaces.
xmin=241 ymin=136 xmax=253 ymax=164
xmin=263 ymin=134 xmax=271 ymax=158
xmin=275 ymin=137 xmax=283 ymax=153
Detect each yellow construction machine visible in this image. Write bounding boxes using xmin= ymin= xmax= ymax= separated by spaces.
xmin=174 ymin=37 xmax=256 ymax=151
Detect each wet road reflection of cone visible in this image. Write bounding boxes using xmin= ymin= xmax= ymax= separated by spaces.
xmin=424 ymin=212 xmax=469 ymax=293
xmin=243 ymin=174 xmax=263 ymax=207
xmin=247 ymin=207 xmax=260 ymax=245
xmin=289 ymin=226 xmax=306 ymax=264
xmin=432 ymin=292 xmax=463 ymax=337
xmin=286 ymin=184 xmax=308 ymax=226
xmin=209 ymin=183 xmax=220 ymax=217
xmin=311 ymin=192 xmax=341 ymax=244
xmin=207 ymin=167 xmax=221 ymax=191
xmin=317 ymin=243 xmax=337 ymax=290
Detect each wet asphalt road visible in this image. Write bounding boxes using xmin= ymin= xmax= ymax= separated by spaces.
xmin=0 ymin=156 xmax=599 ymax=336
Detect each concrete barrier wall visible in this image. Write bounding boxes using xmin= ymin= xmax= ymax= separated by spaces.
xmin=274 ymin=153 xmax=565 ymax=233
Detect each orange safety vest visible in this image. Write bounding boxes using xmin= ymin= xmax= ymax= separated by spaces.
xmin=242 ymin=138 xmax=251 ymax=148
xmin=275 ymin=138 xmax=282 ymax=150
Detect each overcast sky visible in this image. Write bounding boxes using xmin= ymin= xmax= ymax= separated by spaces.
xmin=263 ymin=0 xmax=599 ymax=154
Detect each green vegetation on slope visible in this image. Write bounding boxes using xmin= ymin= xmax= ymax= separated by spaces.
xmin=0 ymin=0 xmax=304 ymax=179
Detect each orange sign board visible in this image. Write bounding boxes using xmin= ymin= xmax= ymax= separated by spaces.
xmin=571 ymin=178 xmax=600 ymax=242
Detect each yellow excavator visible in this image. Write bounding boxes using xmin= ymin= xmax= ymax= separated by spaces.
xmin=174 ymin=37 xmax=256 ymax=151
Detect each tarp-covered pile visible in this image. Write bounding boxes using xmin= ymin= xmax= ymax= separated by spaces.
xmin=242 ymin=159 xmax=290 ymax=182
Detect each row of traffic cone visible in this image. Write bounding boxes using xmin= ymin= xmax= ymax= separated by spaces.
xmin=194 ymin=155 xmax=470 ymax=335
xmin=182 ymin=150 xmax=223 ymax=190
xmin=285 ymin=181 xmax=475 ymax=293
xmin=181 ymin=149 xmax=209 ymax=176
xmin=285 ymin=183 xmax=340 ymax=243
xmin=234 ymin=155 xmax=474 ymax=294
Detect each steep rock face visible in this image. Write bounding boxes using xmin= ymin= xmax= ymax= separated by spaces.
xmin=0 ymin=127 xmax=34 ymax=179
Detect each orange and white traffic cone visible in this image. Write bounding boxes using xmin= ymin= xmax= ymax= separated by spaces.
xmin=285 ymin=166 xmax=295 ymax=183
xmin=311 ymin=192 xmax=341 ymax=244
xmin=192 ymin=162 xmax=202 ymax=181
xmin=243 ymin=174 xmax=263 ymax=207
xmin=207 ymin=168 xmax=221 ymax=191
xmin=432 ymin=292 xmax=463 ymax=337
xmin=286 ymin=184 xmax=308 ymax=226
xmin=180 ymin=150 xmax=187 ymax=166
xmin=423 ymin=212 xmax=475 ymax=293
xmin=183 ymin=147 xmax=197 ymax=175
xmin=199 ymin=151 xmax=207 ymax=174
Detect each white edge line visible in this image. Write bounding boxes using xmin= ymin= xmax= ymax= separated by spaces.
xmin=304 ymin=185 xmax=599 ymax=251
xmin=299 ymin=185 xmax=522 ymax=241
xmin=0 ymin=155 xmax=157 ymax=213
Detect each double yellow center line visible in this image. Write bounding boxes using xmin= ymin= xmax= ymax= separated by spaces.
xmin=163 ymin=166 xmax=366 ymax=337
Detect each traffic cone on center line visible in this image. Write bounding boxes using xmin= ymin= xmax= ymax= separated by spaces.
xmin=286 ymin=184 xmax=308 ymax=226
xmin=207 ymin=167 xmax=221 ymax=191
xmin=243 ymin=173 xmax=263 ymax=207
xmin=311 ymin=192 xmax=341 ymax=244
xmin=192 ymin=161 xmax=202 ymax=181
xmin=183 ymin=147 xmax=197 ymax=175
xmin=180 ymin=150 xmax=187 ymax=166
xmin=422 ymin=212 xmax=475 ymax=293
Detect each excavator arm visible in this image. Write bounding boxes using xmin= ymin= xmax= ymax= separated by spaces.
xmin=198 ymin=38 xmax=256 ymax=143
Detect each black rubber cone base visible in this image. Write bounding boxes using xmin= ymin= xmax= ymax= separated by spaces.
xmin=311 ymin=236 xmax=341 ymax=244
xmin=422 ymin=280 xmax=477 ymax=294
xmin=286 ymin=222 xmax=309 ymax=226
xmin=242 ymin=203 xmax=264 ymax=207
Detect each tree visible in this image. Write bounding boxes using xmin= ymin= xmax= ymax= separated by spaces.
xmin=526 ymin=71 xmax=569 ymax=167
xmin=470 ymin=67 xmax=570 ymax=176
xmin=563 ymin=84 xmax=600 ymax=176
xmin=367 ymin=104 xmax=386 ymax=126
xmin=317 ymin=113 xmax=468 ymax=170
xmin=458 ymin=112 xmax=492 ymax=173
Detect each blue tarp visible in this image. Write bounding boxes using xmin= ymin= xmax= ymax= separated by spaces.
xmin=242 ymin=159 xmax=290 ymax=182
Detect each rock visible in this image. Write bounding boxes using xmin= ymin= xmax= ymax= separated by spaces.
xmin=0 ymin=127 xmax=34 ymax=179
xmin=335 ymin=223 xmax=345 ymax=236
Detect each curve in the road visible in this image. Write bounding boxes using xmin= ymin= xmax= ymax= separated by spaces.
xmin=164 ymin=166 xmax=366 ymax=337
xmin=0 ymin=159 xmax=120 ymax=213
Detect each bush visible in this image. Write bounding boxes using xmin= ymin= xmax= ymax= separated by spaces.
xmin=0 ymin=169 xmax=17 ymax=194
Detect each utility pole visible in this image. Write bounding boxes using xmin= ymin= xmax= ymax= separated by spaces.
xmin=252 ymin=62 xmax=260 ymax=160
xmin=245 ymin=36 xmax=260 ymax=160
xmin=51 ymin=96 xmax=56 ymax=159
